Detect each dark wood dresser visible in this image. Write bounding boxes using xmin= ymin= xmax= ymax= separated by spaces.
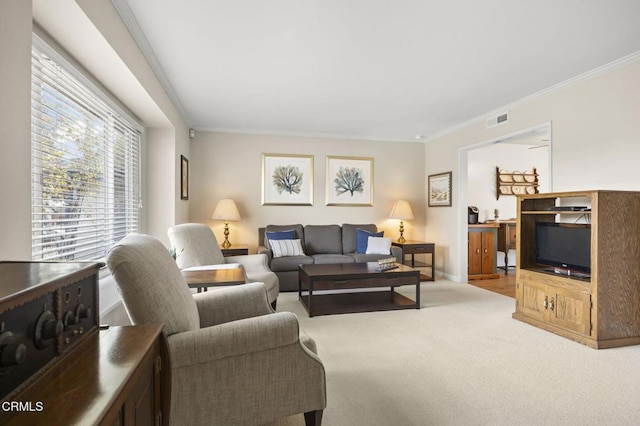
xmin=3 ymin=324 xmax=169 ymax=425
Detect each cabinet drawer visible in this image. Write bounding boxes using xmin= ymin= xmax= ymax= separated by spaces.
xmin=313 ymin=276 xmax=417 ymax=290
xmin=405 ymin=245 xmax=431 ymax=254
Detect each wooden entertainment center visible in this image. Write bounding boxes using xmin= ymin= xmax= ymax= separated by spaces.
xmin=513 ymin=190 xmax=640 ymax=349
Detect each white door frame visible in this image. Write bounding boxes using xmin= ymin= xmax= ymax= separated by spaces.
xmin=456 ymin=122 xmax=553 ymax=281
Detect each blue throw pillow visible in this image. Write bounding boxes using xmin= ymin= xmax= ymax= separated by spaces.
xmin=355 ymin=228 xmax=383 ymax=253
xmin=266 ymin=230 xmax=295 ymax=242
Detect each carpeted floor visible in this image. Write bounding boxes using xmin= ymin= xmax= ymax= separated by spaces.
xmin=268 ymin=280 xmax=640 ymax=426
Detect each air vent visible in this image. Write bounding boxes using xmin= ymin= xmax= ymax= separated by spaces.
xmin=486 ymin=111 xmax=509 ymax=128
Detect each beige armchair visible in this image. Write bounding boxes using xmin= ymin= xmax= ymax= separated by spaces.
xmin=107 ymin=233 xmax=326 ymax=426
xmin=168 ymin=223 xmax=279 ymax=308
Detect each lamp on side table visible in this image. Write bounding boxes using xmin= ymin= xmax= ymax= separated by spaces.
xmin=389 ymin=200 xmax=414 ymax=243
xmin=212 ymin=199 xmax=241 ymax=248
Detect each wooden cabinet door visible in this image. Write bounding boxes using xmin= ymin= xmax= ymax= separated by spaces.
xmin=518 ymin=279 xmax=547 ymax=322
xmin=468 ymin=232 xmax=482 ymax=275
xmin=480 ymin=231 xmax=495 ymax=274
xmin=547 ymin=286 xmax=591 ymax=336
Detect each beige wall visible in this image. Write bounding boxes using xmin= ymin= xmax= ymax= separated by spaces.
xmin=189 ymin=132 xmax=426 ymax=251
xmin=0 ymin=1 xmax=33 ymax=259
xmin=426 ymin=59 xmax=640 ymax=281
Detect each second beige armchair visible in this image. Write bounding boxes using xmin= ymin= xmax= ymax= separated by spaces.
xmin=168 ymin=223 xmax=279 ymax=308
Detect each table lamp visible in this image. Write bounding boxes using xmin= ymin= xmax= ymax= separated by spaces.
xmin=389 ymin=200 xmax=414 ymax=243
xmin=212 ymin=199 xmax=241 ymax=248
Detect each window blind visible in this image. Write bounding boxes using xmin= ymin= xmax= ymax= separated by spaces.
xmin=31 ymin=42 xmax=141 ymax=261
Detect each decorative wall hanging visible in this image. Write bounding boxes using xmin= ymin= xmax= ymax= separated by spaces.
xmin=262 ymin=153 xmax=314 ymax=205
xmin=496 ymin=167 xmax=538 ymax=200
xmin=181 ymin=155 xmax=189 ymax=200
xmin=326 ymin=156 xmax=374 ymax=206
xmin=428 ymin=171 xmax=452 ymax=207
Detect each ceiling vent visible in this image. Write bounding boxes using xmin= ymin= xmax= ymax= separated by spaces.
xmin=486 ymin=111 xmax=509 ymax=128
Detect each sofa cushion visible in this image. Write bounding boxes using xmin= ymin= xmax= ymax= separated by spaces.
xmin=270 ymin=255 xmax=314 ymax=272
xmin=304 ymin=225 xmax=343 ymax=255
xmin=311 ymin=254 xmax=355 ymax=264
xmin=355 ymin=228 xmax=384 ymax=253
xmin=265 ymin=224 xmax=305 ymax=249
xmin=269 ymin=239 xmax=305 ymax=258
xmin=365 ymin=236 xmax=392 ymax=255
xmin=342 ymin=224 xmax=378 ymax=254
xmin=265 ymin=229 xmax=295 ymax=241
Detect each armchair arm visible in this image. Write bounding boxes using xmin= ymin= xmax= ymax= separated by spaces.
xmin=193 ymin=281 xmax=273 ymax=327
xmin=167 ymin=311 xmax=300 ymax=368
xmin=225 ymin=253 xmax=271 ymax=272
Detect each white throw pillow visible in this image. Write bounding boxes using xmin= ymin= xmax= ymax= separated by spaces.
xmin=365 ymin=236 xmax=392 ymax=255
xmin=269 ymin=239 xmax=305 ymax=258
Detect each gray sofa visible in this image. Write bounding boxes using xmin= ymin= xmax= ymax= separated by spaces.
xmin=258 ymin=224 xmax=402 ymax=291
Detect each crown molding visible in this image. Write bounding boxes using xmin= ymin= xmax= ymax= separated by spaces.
xmin=196 ymin=127 xmax=421 ymax=144
xmin=111 ymin=0 xmax=191 ymax=127
xmin=425 ymin=50 xmax=640 ymax=143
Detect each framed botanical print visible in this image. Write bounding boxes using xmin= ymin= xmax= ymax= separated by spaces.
xmin=326 ymin=156 xmax=373 ymax=206
xmin=428 ymin=171 xmax=452 ymax=207
xmin=262 ymin=153 xmax=314 ymax=205
xmin=180 ymin=155 xmax=189 ymax=200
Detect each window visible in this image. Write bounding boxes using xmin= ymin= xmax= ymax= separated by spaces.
xmin=31 ymin=39 xmax=141 ymax=261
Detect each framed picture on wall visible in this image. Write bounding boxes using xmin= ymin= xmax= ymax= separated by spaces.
xmin=326 ymin=156 xmax=374 ymax=206
xmin=428 ymin=171 xmax=452 ymax=207
xmin=180 ymin=155 xmax=189 ymax=200
xmin=262 ymin=153 xmax=314 ymax=205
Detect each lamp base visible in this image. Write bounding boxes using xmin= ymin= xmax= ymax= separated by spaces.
xmin=222 ymin=222 xmax=231 ymax=248
xmin=398 ymin=220 xmax=406 ymax=244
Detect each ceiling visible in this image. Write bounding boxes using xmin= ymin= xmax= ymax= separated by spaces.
xmin=118 ymin=0 xmax=640 ymax=142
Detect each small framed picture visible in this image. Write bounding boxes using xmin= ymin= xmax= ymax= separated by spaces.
xmin=326 ymin=156 xmax=374 ymax=206
xmin=180 ymin=155 xmax=189 ymax=200
xmin=428 ymin=171 xmax=452 ymax=207
xmin=262 ymin=153 xmax=314 ymax=205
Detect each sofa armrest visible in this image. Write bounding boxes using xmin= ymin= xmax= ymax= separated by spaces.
xmin=257 ymin=245 xmax=273 ymax=264
xmin=391 ymin=246 xmax=403 ymax=263
xmin=167 ymin=311 xmax=300 ymax=368
xmin=193 ymin=281 xmax=273 ymax=327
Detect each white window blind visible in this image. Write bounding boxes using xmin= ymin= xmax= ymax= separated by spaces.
xmin=31 ymin=41 xmax=141 ymax=261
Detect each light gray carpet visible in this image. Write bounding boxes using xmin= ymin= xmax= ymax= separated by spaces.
xmin=268 ymin=281 xmax=640 ymax=426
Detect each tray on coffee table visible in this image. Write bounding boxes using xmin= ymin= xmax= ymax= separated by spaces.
xmin=298 ymin=262 xmax=421 ymax=317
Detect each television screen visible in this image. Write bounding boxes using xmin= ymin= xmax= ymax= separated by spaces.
xmin=535 ymin=222 xmax=591 ymax=274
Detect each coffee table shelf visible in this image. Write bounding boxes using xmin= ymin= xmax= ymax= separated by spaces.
xmin=298 ymin=262 xmax=420 ymax=317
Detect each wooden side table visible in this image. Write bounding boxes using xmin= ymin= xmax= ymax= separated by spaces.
xmin=391 ymin=240 xmax=435 ymax=281
xmin=220 ymin=244 xmax=249 ymax=256
xmin=181 ymin=267 xmax=245 ymax=293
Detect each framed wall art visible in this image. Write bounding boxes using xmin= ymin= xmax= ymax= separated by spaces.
xmin=180 ymin=155 xmax=189 ymax=200
xmin=262 ymin=153 xmax=314 ymax=205
xmin=326 ymin=156 xmax=374 ymax=206
xmin=428 ymin=171 xmax=452 ymax=207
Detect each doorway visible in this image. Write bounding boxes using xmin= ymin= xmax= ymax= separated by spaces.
xmin=457 ymin=122 xmax=552 ymax=283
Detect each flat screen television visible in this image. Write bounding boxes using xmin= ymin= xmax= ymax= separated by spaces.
xmin=535 ymin=222 xmax=591 ymax=275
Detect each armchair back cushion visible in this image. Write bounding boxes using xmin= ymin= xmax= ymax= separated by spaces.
xmin=168 ymin=223 xmax=225 ymax=269
xmin=106 ymin=233 xmax=200 ymax=336
xmin=304 ymin=225 xmax=343 ymax=255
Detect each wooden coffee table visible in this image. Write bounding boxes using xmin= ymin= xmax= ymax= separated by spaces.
xmin=298 ymin=263 xmax=421 ymax=317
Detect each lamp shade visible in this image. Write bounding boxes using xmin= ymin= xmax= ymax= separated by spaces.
xmin=212 ymin=199 xmax=241 ymax=221
xmin=389 ymin=200 xmax=414 ymax=220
